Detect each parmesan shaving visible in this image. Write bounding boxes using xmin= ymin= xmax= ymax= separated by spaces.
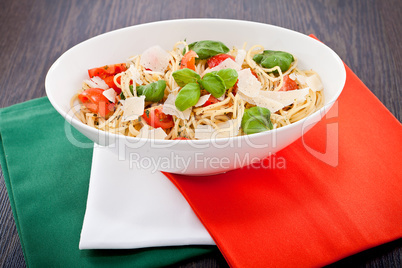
xmin=194 ymin=124 xmax=214 ymax=140
xmin=127 ymin=65 xmax=143 ymax=85
xmin=289 ymin=73 xmax=297 ymax=81
xmin=295 ymin=74 xmax=306 ymax=85
xmin=140 ymin=45 xmax=170 ymax=73
xmin=84 ymin=76 xmax=109 ymax=90
xmin=216 ymin=119 xmax=240 ymax=138
xmin=162 ymin=93 xmax=192 ymax=120
xmin=195 ymin=94 xmax=211 ymax=107
xmin=122 ymin=95 xmax=145 ymax=122
xmin=137 ymin=125 xmax=167 ymax=140
xmin=305 ymin=74 xmax=323 ymax=91
xmin=259 ymin=87 xmax=310 ymax=106
xmin=235 ymin=49 xmax=246 ymax=66
xmin=217 ymin=95 xmax=225 ymax=101
xmin=237 ymin=68 xmax=262 ymax=97
xmin=203 ymin=58 xmax=241 ymax=75
xmin=102 ymin=88 xmax=117 ymax=103
xmin=252 ymin=96 xmax=286 ymax=113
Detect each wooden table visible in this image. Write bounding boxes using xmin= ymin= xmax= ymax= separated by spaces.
xmin=1 ymin=0 xmax=401 ymax=267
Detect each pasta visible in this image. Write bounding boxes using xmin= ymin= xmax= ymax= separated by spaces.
xmin=71 ymin=40 xmax=324 ymax=140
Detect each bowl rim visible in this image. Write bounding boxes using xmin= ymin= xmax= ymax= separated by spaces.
xmin=45 ymin=18 xmax=346 ymax=145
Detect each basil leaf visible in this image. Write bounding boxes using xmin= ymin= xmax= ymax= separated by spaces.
xmin=135 ymin=80 xmax=166 ymax=102
xmin=175 ymin=83 xmax=201 ymax=111
xmin=199 ymin=72 xmax=226 ymax=98
xmin=241 ymin=106 xmax=273 ymax=135
xmin=253 ymin=50 xmax=294 ymax=72
xmin=216 ymin=68 xmax=238 ymax=89
xmin=187 ymin=40 xmax=230 ymax=59
xmin=172 ymin=69 xmax=201 ymax=87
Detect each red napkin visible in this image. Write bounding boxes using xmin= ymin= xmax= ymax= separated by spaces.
xmin=164 ymin=37 xmax=402 ymax=267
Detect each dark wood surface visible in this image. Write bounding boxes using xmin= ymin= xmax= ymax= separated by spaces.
xmin=0 ymin=0 xmax=401 ymax=267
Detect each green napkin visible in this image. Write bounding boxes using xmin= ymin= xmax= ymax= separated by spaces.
xmin=0 ymin=97 xmax=217 ymax=267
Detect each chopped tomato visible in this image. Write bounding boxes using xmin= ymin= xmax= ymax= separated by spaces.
xmin=174 ymin=137 xmax=189 ymax=140
xmin=88 ymin=63 xmax=127 ymax=79
xmin=207 ymin=54 xmax=235 ymax=68
xmin=280 ymin=75 xmax=299 ymax=91
xmin=78 ymin=88 xmax=115 ymax=117
xmin=103 ymin=76 xmax=122 ymax=94
xmin=142 ymin=106 xmax=174 ymax=129
xmin=103 ymin=63 xmax=127 ymax=75
xmin=202 ymin=95 xmax=220 ymax=107
xmin=180 ymin=50 xmax=198 ymax=71
xmin=88 ymin=63 xmax=127 ymax=94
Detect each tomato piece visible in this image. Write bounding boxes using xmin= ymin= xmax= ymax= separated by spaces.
xmin=207 ymin=54 xmax=235 ymax=68
xmin=88 ymin=63 xmax=126 ymax=94
xmin=88 ymin=63 xmax=127 ymax=79
xmin=103 ymin=76 xmax=122 ymax=94
xmin=78 ymin=88 xmax=115 ymax=117
xmin=104 ymin=63 xmax=127 ymax=76
xmin=174 ymin=137 xmax=189 ymax=140
xmin=180 ymin=50 xmax=198 ymax=71
xmin=142 ymin=106 xmax=174 ymax=129
xmin=280 ymin=75 xmax=299 ymax=91
xmin=202 ymin=95 xmax=220 ymax=107
xmin=88 ymin=67 xmax=107 ymax=79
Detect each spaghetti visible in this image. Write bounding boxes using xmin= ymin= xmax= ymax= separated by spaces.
xmin=71 ymin=40 xmax=324 ymax=140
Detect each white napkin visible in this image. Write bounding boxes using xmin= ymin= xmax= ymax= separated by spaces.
xmin=79 ymin=145 xmax=214 ymax=249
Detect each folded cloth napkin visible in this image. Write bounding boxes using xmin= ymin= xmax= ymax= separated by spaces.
xmin=79 ymin=144 xmax=214 ymax=249
xmin=164 ymin=55 xmax=402 ymax=266
xmin=0 ymin=98 xmax=218 ymax=267
xmin=2 ymin=35 xmax=401 ymax=268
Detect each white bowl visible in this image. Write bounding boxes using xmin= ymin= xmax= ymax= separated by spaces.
xmin=45 ymin=19 xmax=346 ymax=175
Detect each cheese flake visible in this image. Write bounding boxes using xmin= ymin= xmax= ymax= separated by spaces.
xmin=122 ymin=95 xmax=145 ymax=122
xmin=137 ymin=126 xmax=167 ymax=140
xmin=140 ymin=45 xmax=170 ymax=73
xmin=204 ymin=58 xmax=241 ymax=75
xmin=216 ymin=119 xmax=240 ymax=138
xmin=102 ymin=88 xmax=116 ymax=103
xmin=162 ymin=93 xmax=191 ymax=120
xmin=238 ymin=92 xmax=256 ymax=105
xmin=235 ymin=49 xmax=246 ymax=66
xmin=252 ymin=96 xmax=285 ymax=113
xmin=259 ymin=87 xmax=310 ymax=107
xmin=195 ymin=94 xmax=211 ymax=107
xmin=237 ymin=68 xmax=262 ymax=97
xmin=217 ymin=95 xmax=226 ymax=101
xmin=194 ymin=124 xmax=214 ymax=140
xmin=127 ymin=65 xmax=143 ymax=85
xmin=84 ymin=76 xmax=109 ymax=90
xmin=296 ymin=74 xmax=307 ymax=85
xmin=305 ymin=74 xmax=323 ymax=91
xmin=289 ymin=73 xmax=297 ymax=81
